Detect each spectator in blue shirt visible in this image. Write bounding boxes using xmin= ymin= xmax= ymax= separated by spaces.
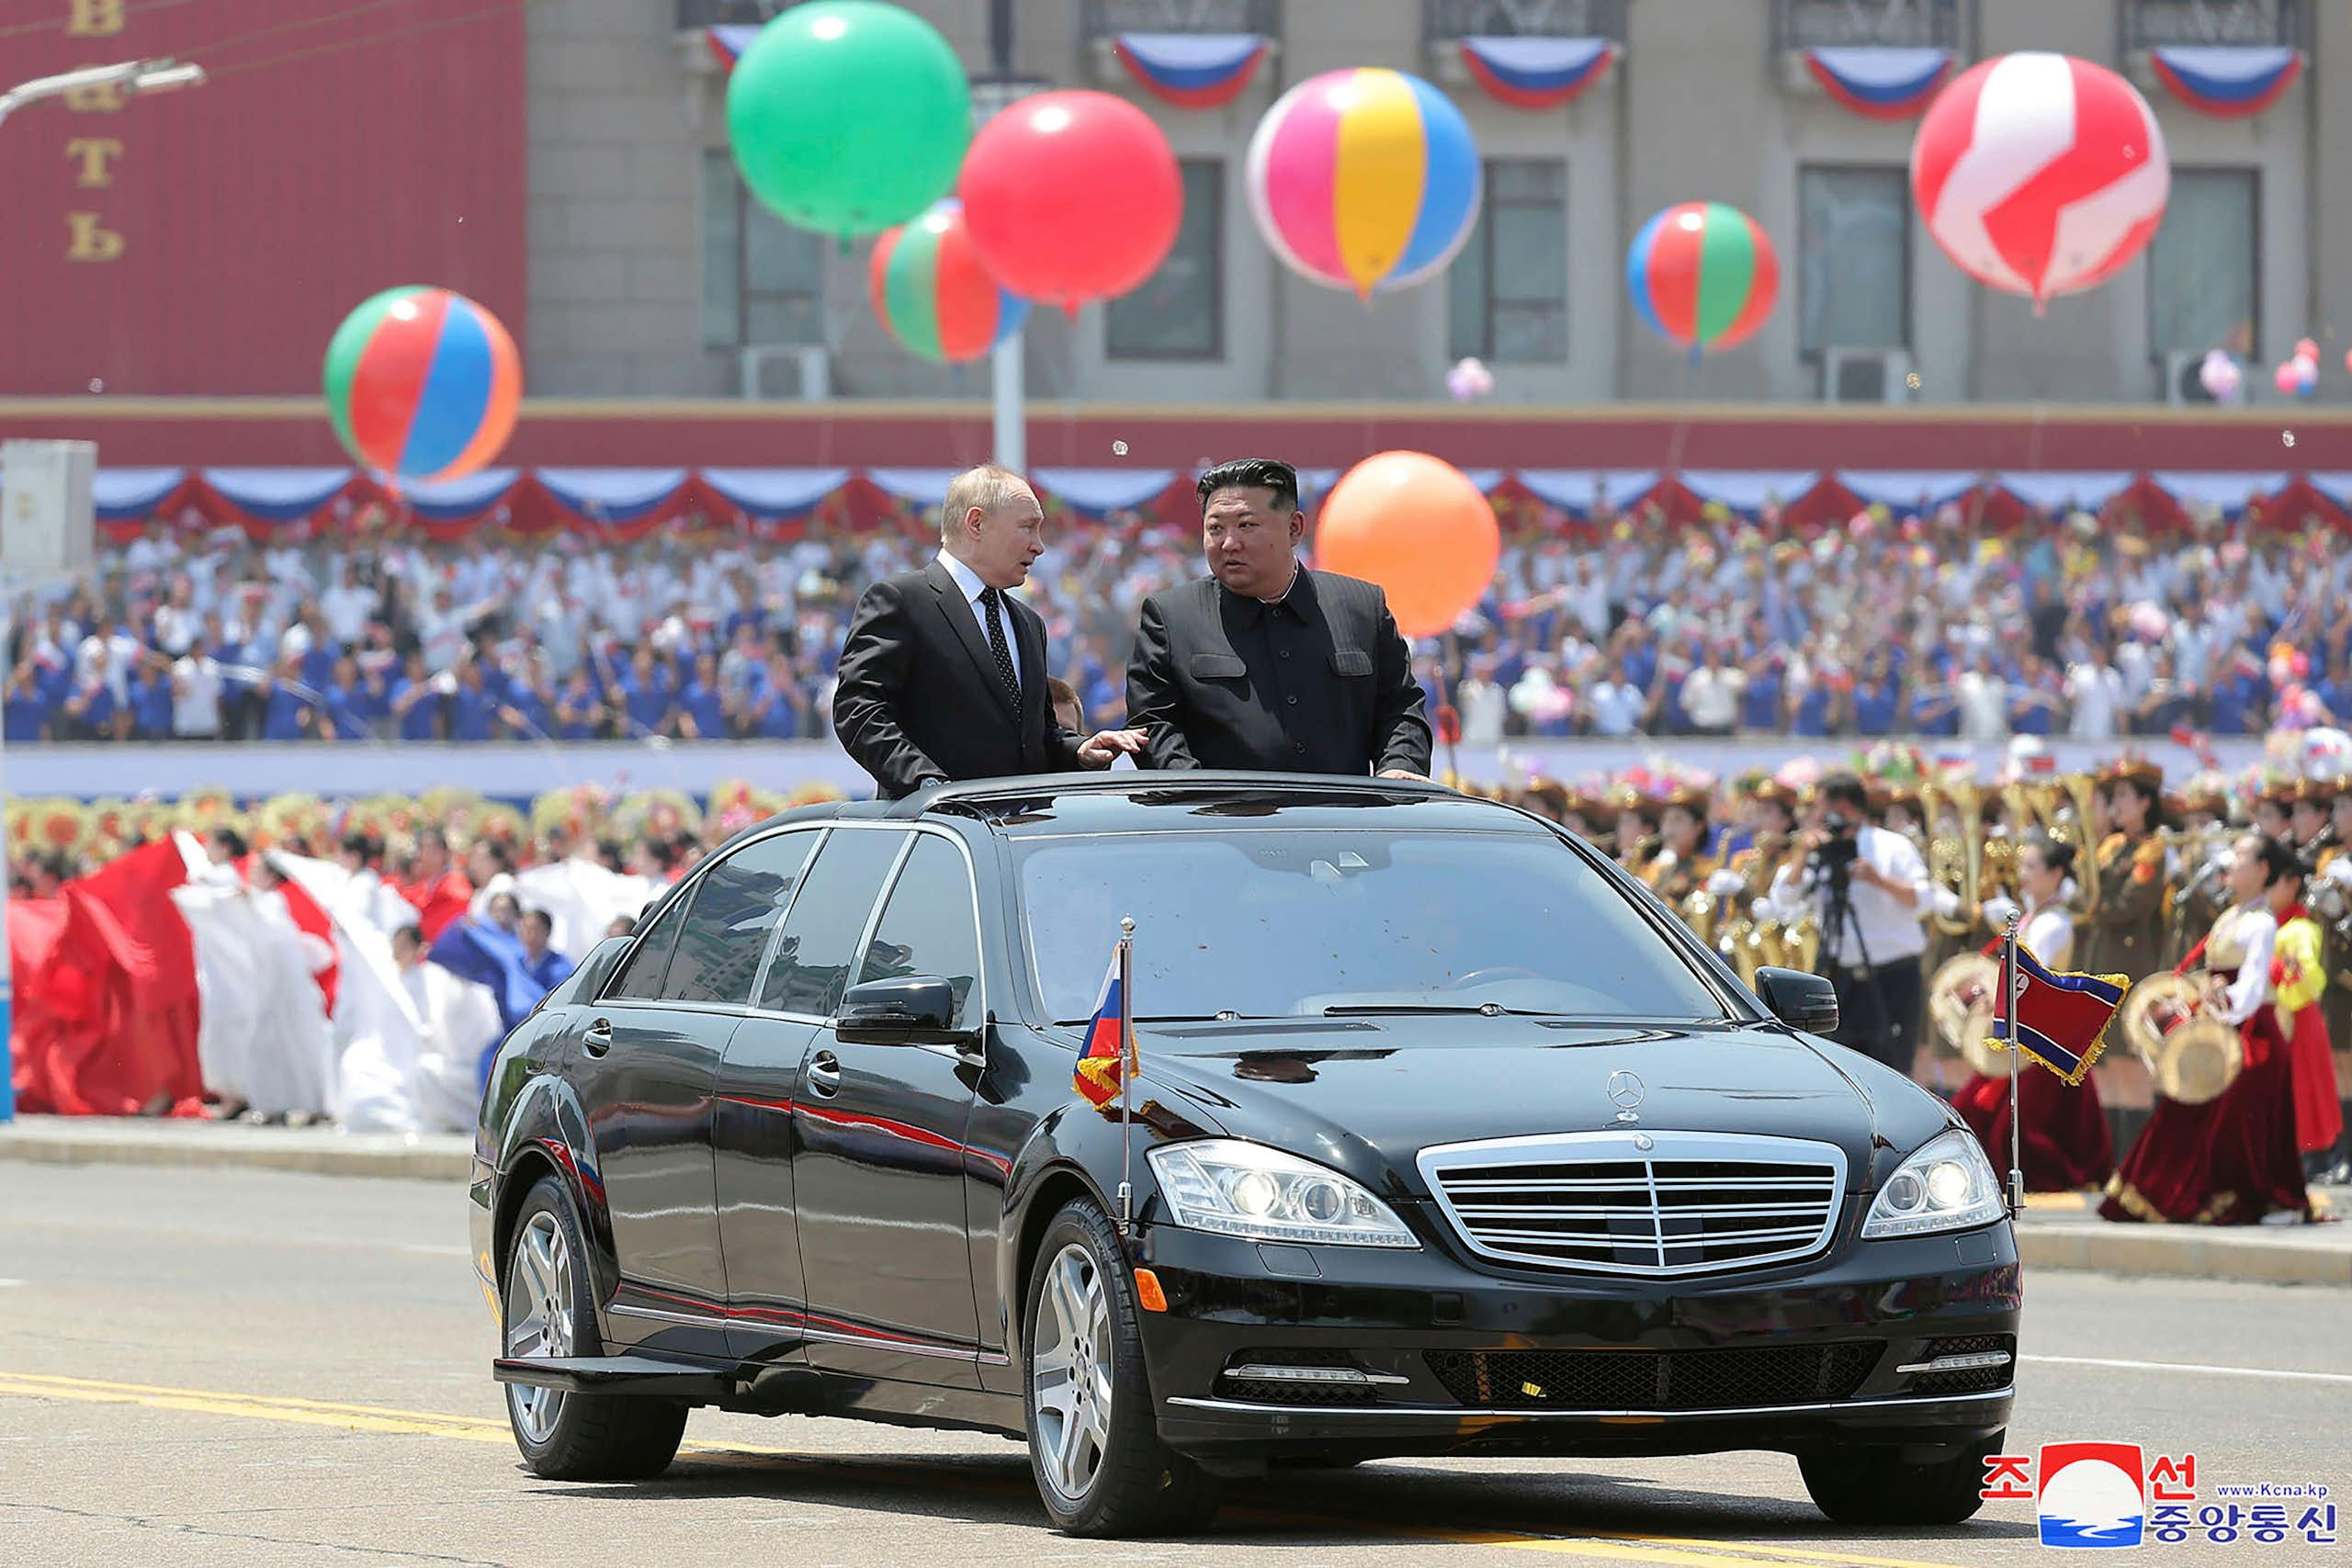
xmin=447 ymin=660 xmax=497 ymax=742
xmin=554 ymin=671 xmax=606 ymax=740
xmin=743 ymin=652 xmax=805 ymax=739
xmin=129 ymin=657 xmax=175 ymax=739
xmin=5 ymin=661 xmax=51 ymax=741
xmin=318 ymin=656 xmax=374 ymax=741
xmin=498 ymin=669 xmax=555 ymax=739
xmin=257 ymin=654 xmax=315 ymax=740
xmin=390 ymin=653 xmax=444 ymax=742
xmin=610 ymin=647 xmax=673 ymax=739
xmin=677 ymin=652 xmax=728 ymax=740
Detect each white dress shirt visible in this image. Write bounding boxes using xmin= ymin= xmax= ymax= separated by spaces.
xmin=1765 ymin=823 xmax=1932 ymax=967
xmin=936 ymin=550 xmax=1021 ymax=687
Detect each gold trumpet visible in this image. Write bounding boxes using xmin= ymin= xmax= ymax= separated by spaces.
xmin=1919 ymin=775 xmax=1984 ymax=937
xmin=1679 ymin=888 xmax=1721 ymax=950
xmin=2024 ymin=773 xmax=2103 ymax=919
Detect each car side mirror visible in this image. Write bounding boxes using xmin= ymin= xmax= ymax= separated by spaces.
xmin=1754 ymin=966 xmax=1840 ymax=1036
xmin=835 ymin=976 xmax=964 ymax=1045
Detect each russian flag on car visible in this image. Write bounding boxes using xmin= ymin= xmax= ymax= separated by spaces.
xmin=1073 ymin=941 xmax=1129 ymax=1109
xmin=1802 ymin=47 xmax=1953 ymax=119
xmin=2148 ymin=46 xmax=2302 ymax=118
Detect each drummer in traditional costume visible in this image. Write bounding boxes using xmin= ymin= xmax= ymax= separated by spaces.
xmin=1947 ymin=834 xmax=2112 ymax=1190
xmin=2102 ymin=833 xmax=2311 ymax=1225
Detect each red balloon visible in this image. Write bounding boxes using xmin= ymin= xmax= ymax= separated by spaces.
xmin=959 ymin=90 xmax=1182 ymax=312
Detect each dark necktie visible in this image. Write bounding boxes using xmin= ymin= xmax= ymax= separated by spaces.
xmin=978 ymin=586 xmax=1021 ymax=707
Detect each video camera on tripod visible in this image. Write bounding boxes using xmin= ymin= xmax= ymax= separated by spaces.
xmin=1809 ymin=811 xmax=1863 ymax=883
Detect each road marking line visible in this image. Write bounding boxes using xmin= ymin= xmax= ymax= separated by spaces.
xmin=2022 ymin=1353 xmax=2352 ymax=1385
xmin=0 ymin=1371 xmax=1972 ymax=1568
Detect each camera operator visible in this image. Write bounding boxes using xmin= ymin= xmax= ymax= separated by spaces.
xmin=1762 ymin=772 xmax=1932 ymax=1075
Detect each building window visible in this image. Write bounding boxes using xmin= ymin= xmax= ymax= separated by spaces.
xmin=701 ymin=150 xmax=824 ymax=349
xmin=1797 ymin=165 xmax=1910 ymax=353
xmin=2148 ymin=169 xmax=2259 ymax=359
xmin=1447 ymin=159 xmax=1566 ymax=365
xmin=1107 ymin=160 xmax=1224 ymax=361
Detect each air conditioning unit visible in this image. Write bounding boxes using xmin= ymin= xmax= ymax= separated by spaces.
xmin=2163 ymin=349 xmax=2219 ymax=407
xmin=739 ymin=344 xmax=831 ymax=402
xmin=1821 ymin=347 xmax=1913 ymax=404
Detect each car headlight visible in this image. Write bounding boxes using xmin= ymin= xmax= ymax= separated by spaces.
xmin=1860 ymin=1128 xmax=2006 ymax=1239
xmin=1146 ymin=1139 xmax=1417 ymax=1249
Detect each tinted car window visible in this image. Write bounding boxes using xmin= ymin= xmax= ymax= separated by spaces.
xmin=1018 ymin=829 xmax=1728 ymax=1024
xmin=760 ymin=829 xmax=904 ymax=1017
xmin=604 ymin=886 xmax=692 ymax=1001
xmin=663 ymin=831 xmax=818 ymax=1006
xmin=857 ymin=834 xmax=981 ymax=1028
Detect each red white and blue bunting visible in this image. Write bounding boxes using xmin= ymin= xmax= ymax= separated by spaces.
xmin=2147 ymin=45 xmax=2302 ymax=118
xmin=58 ymin=466 xmax=2352 ymax=540
xmin=1112 ymin=32 xmax=1269 ymax=108
xmin=1457 ymin=36 xmax=1618 ymax=111
xmin=703 ymin=23 xmax=759 ymax=72
xmin=1801 ymin=46 xmax=1954 ymax=118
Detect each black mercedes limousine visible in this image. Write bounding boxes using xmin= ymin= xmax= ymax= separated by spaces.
xmin=469 ymin=773 xmax=2018 ymax=1537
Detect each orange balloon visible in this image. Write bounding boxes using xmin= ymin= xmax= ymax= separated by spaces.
xmin=1312 ymin=451 xmax=1499 ymax=639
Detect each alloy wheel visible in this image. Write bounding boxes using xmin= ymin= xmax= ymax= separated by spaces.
xmin=1030 ymin=1241 xmax=1114 ymax=1504
xmin=503 ymin=1209 xmax=575 ymax=1444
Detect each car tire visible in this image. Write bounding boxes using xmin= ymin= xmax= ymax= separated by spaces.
xmin=1799 ymin=1432 xmax=1999 ymax=1527
xmin=502 ymin=1175 xmax=688 ymax=1482
xmin=1022 ymin=1197 xmax=1223 ymax=1538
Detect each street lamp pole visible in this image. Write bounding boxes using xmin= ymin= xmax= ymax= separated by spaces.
xmin=0 ymin=56 xmax=206 ymax=1124
xmin=978 ymin=2 xmax=1024 ymax=473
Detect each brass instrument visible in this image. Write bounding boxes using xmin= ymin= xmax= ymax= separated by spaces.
xmin=1679 ymin=888 xmax=1720 ymax=950
xmin=2041 ymin=773 xmax=2102 ymax=919
xmin=1919 ymin=775 xmax=1985 ymax=938
xmin=1779 ymin=912 xmax=1822 ymax=976
xmin=2118 ymin=970 xmax=2242 ymax=1105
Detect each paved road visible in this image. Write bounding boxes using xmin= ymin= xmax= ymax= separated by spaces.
xmin=1 ymin=1163 xmax=2342 ymax=1567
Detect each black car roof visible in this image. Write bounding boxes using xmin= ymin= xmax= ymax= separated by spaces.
xmin=881 ymin=772 xmax=1550 ymax=838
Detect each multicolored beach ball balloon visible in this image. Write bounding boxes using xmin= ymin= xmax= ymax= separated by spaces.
xmin=1245 ymin=67 xmax=1481 ymax=299
xmin=1625 ymin=201 xmax=1780 ymax=356
xmin=323 ymin=287 xmax=521 ymax=482
xmin=868 ymin=200 xmax=1028 ymax=364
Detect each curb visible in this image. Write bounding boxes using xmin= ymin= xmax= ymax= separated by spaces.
xmin=2017 ymin=1223 xmax=2352 ymax=1289
xmin=0 ymin=1124 xmax=472 ymax=1182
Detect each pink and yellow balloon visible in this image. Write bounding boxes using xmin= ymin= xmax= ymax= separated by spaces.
xmin=1314 ymin=452 xmax=1499 ymax=639
xmin=1245 ymin=68 xmax=1482 ymax=299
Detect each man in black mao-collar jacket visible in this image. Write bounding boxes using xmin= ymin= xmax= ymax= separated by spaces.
xmin=834 ymin=465 xmax=1142 ymax=799
xmin=1125 ymin=457 xmax=1432 ymax=778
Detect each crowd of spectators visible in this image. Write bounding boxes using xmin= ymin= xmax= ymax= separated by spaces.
xmin=6 ymin=501 xmax=2346 ymax=748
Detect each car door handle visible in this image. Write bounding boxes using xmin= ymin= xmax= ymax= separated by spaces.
xmin=582 ymin=1017 xmax=614 ymax=1056
xmin=806 ymin=1050 xmax=842 ymax=1098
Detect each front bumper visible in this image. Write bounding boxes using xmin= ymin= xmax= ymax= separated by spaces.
xmin=1131 ymin=1212 xmax=2019 ymax=1467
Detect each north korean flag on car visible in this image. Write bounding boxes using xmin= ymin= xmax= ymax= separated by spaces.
xmin=1072 ymin=941 xmax=1130 ymax=1110
xmin=1984 ymin=941 xmax=2130 ymax=1086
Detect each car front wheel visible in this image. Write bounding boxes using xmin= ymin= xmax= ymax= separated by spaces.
xmin=1799 ymin=1432 xmax=1999 ymax=1527
xmin=1023 ymin=1198 xmax=1221 ymax=1537
xmin=502 ymin=1174 xmax=688 ymax=1481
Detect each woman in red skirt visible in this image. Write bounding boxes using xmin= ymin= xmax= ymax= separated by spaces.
xmin=1955 ymin=834 xmax=2112 ymax=1190
xmin=2103 ymin=834 xmax=2312 ymax=1224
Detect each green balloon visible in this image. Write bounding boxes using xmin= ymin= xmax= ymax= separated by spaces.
xmin=726 ymin=1 xmax=970 ymax=241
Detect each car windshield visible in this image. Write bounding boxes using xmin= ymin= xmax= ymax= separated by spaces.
xmin=1017 ymin=828 xmax=1731 ymax=1026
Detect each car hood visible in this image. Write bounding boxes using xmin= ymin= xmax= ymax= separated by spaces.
xmin=1137 ymin=1018 xmax=1925 ymax=1201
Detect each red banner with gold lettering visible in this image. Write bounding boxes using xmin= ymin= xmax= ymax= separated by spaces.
xmin=0 ymin=0 xmax=525 ymax=396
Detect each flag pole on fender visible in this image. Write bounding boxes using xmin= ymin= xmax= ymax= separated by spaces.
xmin=2002 ymin=907 xmax=2023 ymax=1219
xmin=1117 ymin=915 xmax=1136 ymax=1235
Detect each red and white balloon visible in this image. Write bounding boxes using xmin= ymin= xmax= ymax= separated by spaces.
xmin=1910 ymin=52 xmax=2169 ymax=312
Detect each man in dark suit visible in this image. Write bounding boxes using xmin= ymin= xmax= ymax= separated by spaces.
xmin=834 ymin=465 xmax=1143 ymax=799
xmin=1126 ymin=457 xmax=1431 ymax=778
